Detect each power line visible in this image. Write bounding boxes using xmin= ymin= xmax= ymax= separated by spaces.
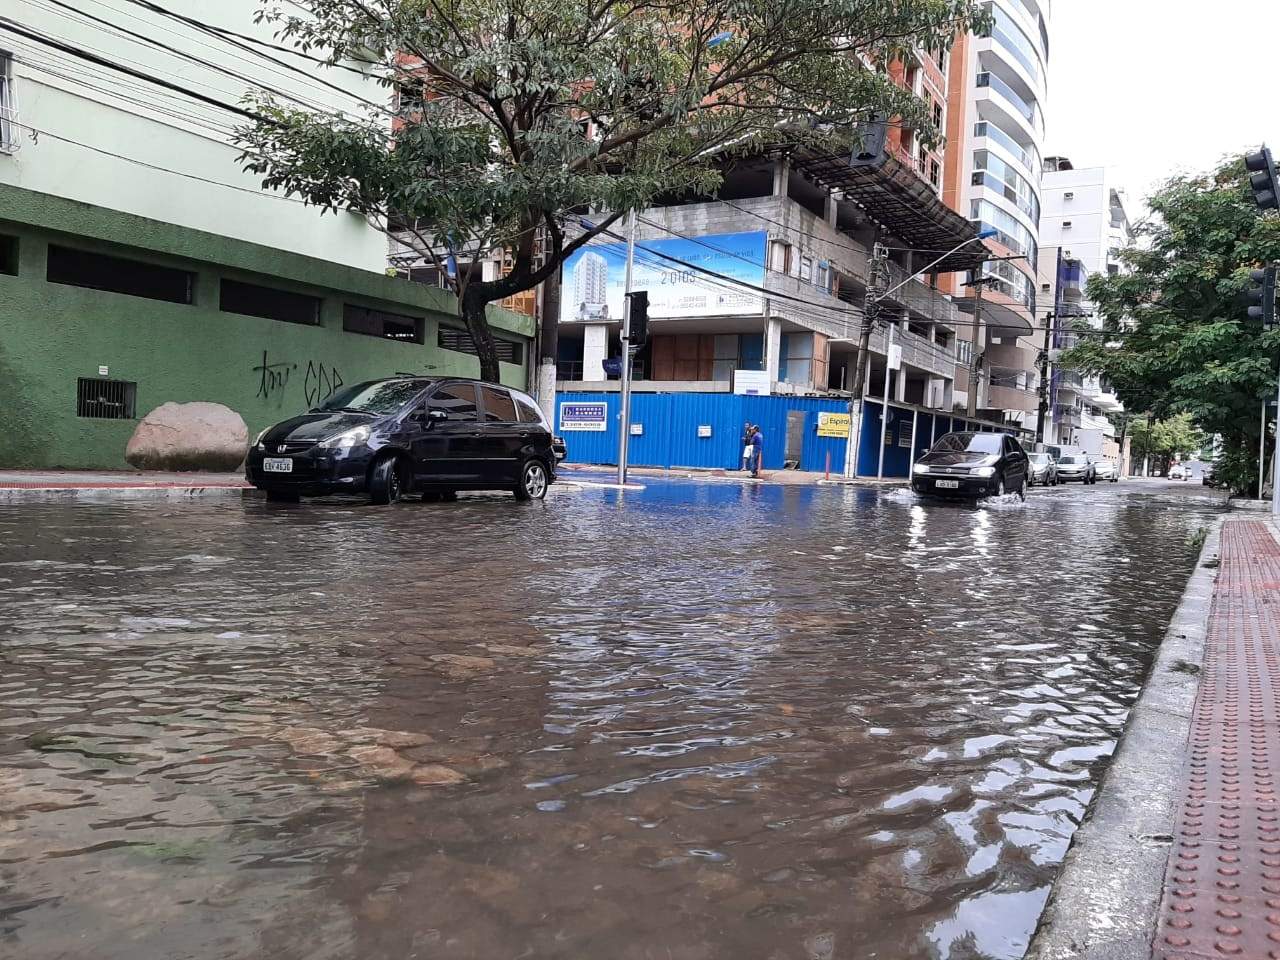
xmin=0 ymin=17 xmax=265 ymax=122
xmin=4 ymin=118 xmax=315 ymax=203
xmin=13 ymin=2 xmax=357 ymax=119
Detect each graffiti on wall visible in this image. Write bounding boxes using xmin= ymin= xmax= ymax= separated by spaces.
xmin=251 ymin=351 xmax=344 ymax=407
xmin=304 ymin=361 xmax=344 ymax=408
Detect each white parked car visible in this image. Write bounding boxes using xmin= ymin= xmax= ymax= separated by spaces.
xmin=1089 ymin=457 xmax=1119 ymax=483
xmin=1169 ymin=464 xmax=1189 ymax=481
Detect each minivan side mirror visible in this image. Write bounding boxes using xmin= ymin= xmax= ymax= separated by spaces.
xmin=427 ymin=409 xmax=449 ymax=422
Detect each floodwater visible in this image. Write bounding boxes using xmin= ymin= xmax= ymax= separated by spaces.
xmin=0 ymin=479 xmax=1225 ymax=959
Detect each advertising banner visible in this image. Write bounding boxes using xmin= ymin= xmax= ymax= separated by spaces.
xmin=816 ymin=412 xmax=852 ymax=438
xmin=560 ymin=232 xmax=767 ymax=323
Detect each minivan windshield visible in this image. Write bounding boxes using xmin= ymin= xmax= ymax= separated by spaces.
xmin=1029 ymin=453 xmax=1051 ymax=464
xmin=318 ymin=380 xmax=430 ymax=415
xmin=1059 ymin=455 xmax=1086 ymax=465
xmin=933 ymin=432 xmax=1002 ymax=455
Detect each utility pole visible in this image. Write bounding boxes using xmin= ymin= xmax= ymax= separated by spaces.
xmin=966 ymin=272 xmax=990 ymax=419
xmin=1260 ymin=401 xmax=1267 ymax=501
xmin=616 ymin=209 xmax=637 ymax=486
xmin=1035 ymin=310 xmax=1054 ymax=447
xmin=876 ymin=322 xmax=896 ymax=480
xmin=846 ymin=241 xmax=889 ymax=477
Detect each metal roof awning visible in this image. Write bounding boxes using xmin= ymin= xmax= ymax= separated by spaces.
xmin=954 ymin=291 xmax=1034 ymax=335
xmin=785 ymin=147 xmax=987 ymax=274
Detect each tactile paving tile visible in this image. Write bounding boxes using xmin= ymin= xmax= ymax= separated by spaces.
xmin=1154 ymin=521 xmax=1280 ymax=960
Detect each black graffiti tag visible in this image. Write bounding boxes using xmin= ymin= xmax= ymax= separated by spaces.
xmin=253 ymin=351 xmax=295 ymax=400
xmin=304 ymin=361 xmax=345 ymax=407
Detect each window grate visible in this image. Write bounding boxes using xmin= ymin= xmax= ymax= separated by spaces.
xmin=0 ymin=51 xmax=16 ymax=155
xmin=76 ymin=378 xmax=136 ymax=419
xmin=438 ymin=326 xmax=523 ymax=365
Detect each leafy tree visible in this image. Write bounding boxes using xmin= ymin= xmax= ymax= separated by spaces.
xmin=1128 ymin=414 xmax=1206 ymax=476
xmin=237 ymin=0 xmax=984 ymax=381
xmin=1066 ymin=158 xmax=1280 ymax=493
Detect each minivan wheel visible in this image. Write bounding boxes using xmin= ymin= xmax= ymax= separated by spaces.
xmin=514 ymin=459 xmax=549 ymax=501
xmin=996 ymin=476 xmax=1006 ymax=497
xmin=369 ymin=456 xmax=405 ymax=505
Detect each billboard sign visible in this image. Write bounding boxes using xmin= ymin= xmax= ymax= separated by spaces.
xmin=816 ymin=412 xmax=851 ymax=438
xmin=559 ymin=402 xmax=609 ymax=432
xmin=560 ymin=232 xmax=767 ymax=323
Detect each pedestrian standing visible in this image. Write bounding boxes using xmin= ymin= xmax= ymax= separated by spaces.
xmin=750 ymin=425 xmax=764 ymax=479
xmin=741 ymin=421 xmax=754 ymax=472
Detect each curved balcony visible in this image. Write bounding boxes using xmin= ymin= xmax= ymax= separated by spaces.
xmin=976 ymin=72 xmax=1043 ymax=142
xmin=972 ymin=121 xmax=1041 ymax=184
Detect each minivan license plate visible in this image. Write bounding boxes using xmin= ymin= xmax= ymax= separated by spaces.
xmin=263 ymin=458 xmax=293 ymax=473
xmin=936 ymin=479 xmax=959 ymax=489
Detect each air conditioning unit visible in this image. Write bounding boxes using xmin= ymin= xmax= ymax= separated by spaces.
xmin=1064 ymin=191 xmax=1075 ymax=200
xmin=1062 ymin=221 xmax=1073 ymax=229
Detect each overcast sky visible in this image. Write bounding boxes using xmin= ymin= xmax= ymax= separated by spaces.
xmin=1045 ymin=0 xmax=1280 ymax=218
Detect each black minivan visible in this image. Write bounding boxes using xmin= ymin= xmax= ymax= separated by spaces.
xmin=246 ymin=377 xmax=556 ymax=504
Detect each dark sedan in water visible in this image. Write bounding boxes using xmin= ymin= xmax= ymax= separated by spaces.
xmin=246 ymin=377 xmax=556 ymax=504
xmin=911 ymin=432 xmax=1030 ymax=499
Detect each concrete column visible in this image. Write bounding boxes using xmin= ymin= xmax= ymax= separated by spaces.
xmin=765 ymin=315 xmax=783 ymax=386
xmin=894 ymin=367 xmax=908 ymax=403
xmin=772 ymin=157 xmax=791 ymax=197
xmin=825 ymin=191 xmax=839 ymax=227
xmin=583 ymin=324 xmax=608 ymax=381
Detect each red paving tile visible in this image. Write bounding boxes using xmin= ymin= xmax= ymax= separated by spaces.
xmin=1154 ymin=520 xmax=1280 ymax=960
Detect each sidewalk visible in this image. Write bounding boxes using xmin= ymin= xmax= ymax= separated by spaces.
xmin=0 ymin=470 xmax=250 ymax=497
xmin=1029 ymin=516 xmax=1280 ymax=959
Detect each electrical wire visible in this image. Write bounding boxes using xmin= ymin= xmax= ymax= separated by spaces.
xmin=4 ymin=117 xmax=316 ymax=203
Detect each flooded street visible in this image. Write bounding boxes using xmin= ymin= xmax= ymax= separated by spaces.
xmin=0 ymin=479 xmax=1225 ymax=960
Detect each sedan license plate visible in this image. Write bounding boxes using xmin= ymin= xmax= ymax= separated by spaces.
xmin=935 ymin=479 xmax=960 ymax=489
xmin=263 ymin=458 xmax=293 ymax=473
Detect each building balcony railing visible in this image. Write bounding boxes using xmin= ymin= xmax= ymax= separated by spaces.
xmin=869 ymin=325 xmax=957 ymax=380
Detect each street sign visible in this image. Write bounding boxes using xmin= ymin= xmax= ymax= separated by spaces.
xmin=559 ymin=402 xmax=608 ymax=432
xmin=816 ymin=412 xmax=852 ymax=438
xmin=888 ymin=344 xmax=902 ymax=371
xmin=602 ymin=357 xmax=623 ymax=377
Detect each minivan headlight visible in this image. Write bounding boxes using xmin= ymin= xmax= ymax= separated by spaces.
xmin=253 ymin=428 xmax=269 ymax=451
xmin=912 ymin=462 xmax=930 ymax=475
xmin=319 ymin=426 xmax=371 ymax=450
xmin=972 ymin=466 xmax=996 ymax=478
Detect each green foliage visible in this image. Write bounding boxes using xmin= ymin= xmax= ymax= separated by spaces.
xmin=237 ymin=0 xmax=985 ymax=378
xmin=1127 ymin=413 xmax=1206 ymax=475
xmin=1065 ymin=158 xmax=1280 ymax=494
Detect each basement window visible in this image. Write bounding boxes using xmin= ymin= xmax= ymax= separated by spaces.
xmin=220 ymin=278 xmax=320 ymax=325
xmin=0 ymin=234 xmax=16 ymax=275
xmin=438 ymin=326 xmax=524 ymax=365
xmin=343 ymin=304 xmax=424 ymax=343
xmin=47 ymin=245 xmax=194 ymax=304
xmin=76 ymin=377 xmax=136 ymax=419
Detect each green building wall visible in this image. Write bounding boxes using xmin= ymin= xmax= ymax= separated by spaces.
xmin=0 ymin=185 xmax=534 ymax=470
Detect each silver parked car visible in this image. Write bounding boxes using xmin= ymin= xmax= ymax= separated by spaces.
xmin=1027 ymin=452 xmax=1058 ymax=486
xmin=1056 ymin=454 xmax=1096 ymax=484
xmin=1089 ymin=457 xmax=1119 ymax=483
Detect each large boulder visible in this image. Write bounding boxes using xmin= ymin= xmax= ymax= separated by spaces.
xmin=125 ymin=402 xmax=248 ymax=472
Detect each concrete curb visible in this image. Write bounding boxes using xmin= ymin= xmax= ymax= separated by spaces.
xmin=0 ymin=485 xmax=253 ymax=501
xmin=1025 ymin=515 xmax=1224 ymax=960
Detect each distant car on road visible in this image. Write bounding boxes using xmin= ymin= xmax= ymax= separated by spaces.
xmin=911 ymin=431 xmax=1030 ymax=500
xmin=1090 ymin=457 xmax=1119 ymax=483
xmin=1169 ymin=463 xmax=1189 ymax=481
xmin=1056 ymin=454 xmax=1096 ymax=484
xmin=246 ymin=377 xmax=557 ymax=505
xmin=1027 ymin=452 xmax=1058 ymax=486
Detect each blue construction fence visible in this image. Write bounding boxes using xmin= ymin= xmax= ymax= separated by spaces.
xmin=556 ymin=392 xmax=1020 ymax=477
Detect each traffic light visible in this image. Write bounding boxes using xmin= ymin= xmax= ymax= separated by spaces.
xmin=1247 ymin=265 xmax=1277 ymax=329
xmin=1245 ymin=146 xmax=1279 ymax=211
xmin=625 ymin=290 xmax=649 ymax=346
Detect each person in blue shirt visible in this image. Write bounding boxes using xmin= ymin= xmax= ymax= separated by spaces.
xmin=740 ymin=421 xmax=754 ymax=471
xmin=749 ymin=426 xmax=764 ymax=479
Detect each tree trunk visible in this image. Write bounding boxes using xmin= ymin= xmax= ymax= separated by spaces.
xmin=537 ymin=268 xmax=562 ymax=421
xmin=459 ymin=285 xmax=503 ymax=384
